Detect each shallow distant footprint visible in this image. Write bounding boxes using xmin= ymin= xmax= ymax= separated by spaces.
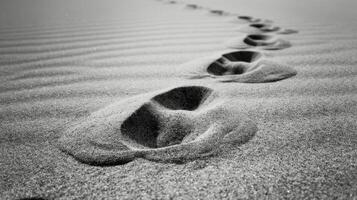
xmin=58 ymin=86 xmax=257 ymax=166
xmin=226 ymin=34 xmax=291 ymax=50
xmin=209 ymin=9 xmax=229 ymax=16
xmin=249 ymin=23 xmax=281 ymax=33
xmin=249 ymin=23 xmax=298 ymax=34
xmin=237 ymin=16 xmax=273 ymax=24
xmin=186 ymin=4 xmax=200 ymax=9
xmin=185 ymin=51 xmax=297 ymax=83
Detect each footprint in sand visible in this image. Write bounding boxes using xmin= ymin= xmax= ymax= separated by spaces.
xmin=278 ymin=29 xmax=299 ymax=34
xmin=186 ymin=4 xmax=201 ymax=9
xmin=249 ymin=23 xmax=298 ymax=34
xmin=249 ymin=23 xmax=281 ymax=33
xmin=58 ymin=86 xmax=257 ymax=166
xmin=226 ymin=34 xmax=291 ymax=50
xmin=237 ymin=16 xmax=272 ymax=23
xmin=209 ymin=9 xmax=229 ymax=16
xmin=185 ymin=50 xmax=297 ymax=83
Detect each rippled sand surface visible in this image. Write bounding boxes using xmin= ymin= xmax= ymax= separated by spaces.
xmin=1 ymin=0 xmax=356 ymax=199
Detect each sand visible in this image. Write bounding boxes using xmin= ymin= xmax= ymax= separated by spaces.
xmin=0 ymin=0 xmax=356 ymax=199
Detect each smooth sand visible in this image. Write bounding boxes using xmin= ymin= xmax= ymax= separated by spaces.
xmin=0 ymin=0 xmax=356 ymax=199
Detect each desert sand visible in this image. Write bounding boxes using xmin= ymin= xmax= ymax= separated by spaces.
xmin=0 ymin=0 xmax=356 ymax=199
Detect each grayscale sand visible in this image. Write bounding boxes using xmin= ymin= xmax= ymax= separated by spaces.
xmin=0 ymin=0 xmax=356 ymax=199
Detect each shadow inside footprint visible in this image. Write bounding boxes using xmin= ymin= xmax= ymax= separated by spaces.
xmin=227 ymin=34 xmax=291 ymax=50
xmin=152 ymin=86 xmax=211 ymax=110
xmin=186 ymin=50 xmax=297 ymax=83
xmin=238 ymin=16 xmax=252 ymax=20
xmin=122 ymin=87 xmax=212 ymax=149
xmin=58 ymin=86 xmax=257 ymax=166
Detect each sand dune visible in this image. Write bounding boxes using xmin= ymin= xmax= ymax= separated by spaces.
xmin=1 ymin=0 xmax=356 ymax=199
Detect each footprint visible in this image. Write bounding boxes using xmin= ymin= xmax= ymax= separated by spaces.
xmin=226 ymin=34 xmax=291 ymax=50
xmin=185 ymin=50 xmax=297 ymax=83
xmin=186 ymin=4 xmax=200 ymax=9
xmin=249 ymin=23 xmax=298 ymax=34
xmin=58 ymin=86 xmax=257 ymax=166
xmin=279 ymin=29 xmax=299 ymax=34
xmin=238 ymin=15 xmax=261 ymax=23
xmin=209 ymin=9 xmax=229 ymax=16
xmin=238 ymin=16 xmax=272 ymax=23
xmin=249 ymin=23 xmax=281 ymax=33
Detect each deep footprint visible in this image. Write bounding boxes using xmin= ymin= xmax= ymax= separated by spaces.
xmin=58 ymin=86 xmax=257 ymax=166
xmin=227 ymin=34 xmax=291 ymax=50
xmin=185 ymin=50 xmax=297 ymax=83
